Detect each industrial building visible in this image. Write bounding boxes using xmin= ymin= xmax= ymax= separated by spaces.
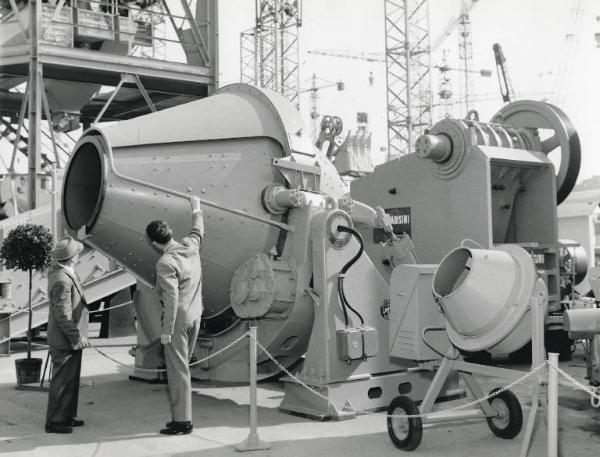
xmin=0 ymin=1 xmax=599 ymax=456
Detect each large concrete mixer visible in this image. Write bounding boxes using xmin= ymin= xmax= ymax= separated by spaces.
xmin=61 ymin=84 xmax=459 ymax=419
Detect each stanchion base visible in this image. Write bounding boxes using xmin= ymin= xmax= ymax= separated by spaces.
xmin=235 ymin=432 xmax=271 ymax=452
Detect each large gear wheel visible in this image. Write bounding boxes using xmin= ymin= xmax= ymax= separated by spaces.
xmin=491 ymin=100 xmax=581 ymax=205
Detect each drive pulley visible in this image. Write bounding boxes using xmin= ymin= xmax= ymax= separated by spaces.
xmin=415 ymin=100 xmax=581 ymax=205
xmin=491 ymin=100 xmax=580 ymax=205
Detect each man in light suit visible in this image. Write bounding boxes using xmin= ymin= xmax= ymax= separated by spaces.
xmin=45 ymin=236 xmax=90 ymax=434
xmin=146 ymin=196 xmax=204 ymax=435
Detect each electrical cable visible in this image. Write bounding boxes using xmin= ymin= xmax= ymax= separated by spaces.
xmin=337 ymin=275 xmax=351 ymax=327
xmin=340 ymin=284 xmax=363 ymax=325
xmin=336 ymin=225 xmax=365 ymax=326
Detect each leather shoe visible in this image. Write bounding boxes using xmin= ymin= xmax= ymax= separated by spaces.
xmin=165 ymin=420 xmax=193 ymax=428
xmin=45 ymin=423 xmax=73 ymax=434
xmin=160 ymin=421 xmax=193 ymax=435
xmin=67 ymin=418 xmax=84 ymax=427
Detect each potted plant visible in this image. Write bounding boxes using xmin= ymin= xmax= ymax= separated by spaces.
xmin=0 ymin=223 xmax=52 ymax=386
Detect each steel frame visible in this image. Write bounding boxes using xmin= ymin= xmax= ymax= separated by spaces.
xmin=0 ymin=0 xmax=218 ymax=210
xmin=384 ymin=0 xmax=432 ymax=159
xmin=240 ymin=0 xmax=302 ymax=106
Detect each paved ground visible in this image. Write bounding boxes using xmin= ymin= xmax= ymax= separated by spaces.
xmin=0 ymin=330 xmax=599 ymax=457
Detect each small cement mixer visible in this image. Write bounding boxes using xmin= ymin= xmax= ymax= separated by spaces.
xmin=62 ymin=84 xmax=460 ymax=419
xmin=386 ymin=244 xmax=549 ymax=451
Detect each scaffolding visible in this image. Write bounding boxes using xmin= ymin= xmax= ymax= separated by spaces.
xmin=0 ymin=0 xmax=218 ymax=334
xmin=240 ymin=0 xmax=302 ymax=106
xmin=0 ymin=0 xmax=218 ymax=209
xmin=384 ymin=0 xmax=432 ymax=159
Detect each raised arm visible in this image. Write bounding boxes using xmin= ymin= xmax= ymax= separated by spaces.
xmin=188 ymin=196 xmax=204 ymax=248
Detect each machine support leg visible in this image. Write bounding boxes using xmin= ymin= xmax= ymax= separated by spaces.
xmin=519 ymin=385 xmax=540 ymax=457
xmin=520 ymin=291 xmax=553 ymax=457
xmin=236 ymin=325 xmax=270 ymax=452
xmin=420 ymin=356 xmax=453 ymax=414
xmin=547 ymin=352 xmax=559 ymax=457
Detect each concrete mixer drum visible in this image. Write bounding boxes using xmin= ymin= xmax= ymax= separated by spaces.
xmin=62 ymin=84 xmax=349 ymax=382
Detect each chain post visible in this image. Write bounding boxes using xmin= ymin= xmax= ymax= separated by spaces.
xmin=547 ymin=353 xmax=559 ymax=457
xmin=236 ymin=324 xmax=270 ymax=451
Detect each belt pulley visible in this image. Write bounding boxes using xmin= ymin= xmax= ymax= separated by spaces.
xmin=491 ymin=100 xmax=581 ymax=205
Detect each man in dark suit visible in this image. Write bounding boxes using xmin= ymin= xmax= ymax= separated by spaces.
xmin=45 ymin=236 xmax=90 ymax=434
xmin=146 ymin=196 xmax=204 ymax=435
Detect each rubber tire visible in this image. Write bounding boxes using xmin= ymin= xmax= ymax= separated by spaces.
xmin=486 ymin=388 xmax=523 ymax=439
xmin=387 ymin=396 xmax=423 ymax=451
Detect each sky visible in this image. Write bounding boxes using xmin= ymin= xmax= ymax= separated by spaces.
xmin=216 ymin=0 xmax=600 ymax=182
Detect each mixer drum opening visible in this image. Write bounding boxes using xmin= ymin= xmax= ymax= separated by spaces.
xmin=433 ymin=248 xmax=471 ymax=298
xmin=63 ymin=136 xmax=105 ymax=232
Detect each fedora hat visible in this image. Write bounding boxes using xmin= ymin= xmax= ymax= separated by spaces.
xmin=52 ymin=236 xmax=84 ymax=261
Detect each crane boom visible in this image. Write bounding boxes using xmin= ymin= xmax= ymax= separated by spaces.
xmin=308 ymin=49 xmax=491 ymax=78
xmin=307 ymin=49 xmax=385 ymax=62
xmin=493 ymin=43 xmax=516 ymax=103
xmin=430 ymin=0 xmax=480 ymax=52
xmin=553 ymin=0 xmax=585 ymax=106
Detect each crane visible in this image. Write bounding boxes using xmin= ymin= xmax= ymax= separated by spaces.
xmin=308 ymin=48 xmax=491 ymax=120
xmin=456 ymin=0 xmax=481 ymax=115
xmin=299 ymin=74 xmax=345 ymax=142
xmin=429 ymin=0 xmax=480 ymax=52
xmin=312 ymin=1 xmax=483 ymax=157
xmin=553 ymin=0 xmax=585 ymax=106
xmin=383 ymin=0 xmax=483 ymax=158
xmin=434 ymin=48 xmax=491 ymax=118
xmin=493 ymin=43 xmax=517 ymax=103
xmin=307 ymin=49 xmax=385 ymax=62
xmin=240 ymin=1 xmax=303 ymax=106
xmin=308 ymin=49 xmax=490 ymax=78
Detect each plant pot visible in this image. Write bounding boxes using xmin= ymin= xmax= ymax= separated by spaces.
xmin=15 ymin=357 xmax=43 ymax=386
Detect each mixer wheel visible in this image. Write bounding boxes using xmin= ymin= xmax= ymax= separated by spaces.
xmin=486 ymin=388 xmax=523 ymax=439
xmin=387 ymin=396 xmax=423 ymax=451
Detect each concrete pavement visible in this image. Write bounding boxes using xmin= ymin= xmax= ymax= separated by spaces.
xmin=0 ymin=333 xmax=598 ymax=457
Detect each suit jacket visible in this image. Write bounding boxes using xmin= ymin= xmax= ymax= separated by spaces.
xmin=47 ymin=263 xmax=89 ymax=351
xmin=155 ymin=211 xmax=204 ymax=335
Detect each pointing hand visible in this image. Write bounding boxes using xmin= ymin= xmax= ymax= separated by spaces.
xmin=190 ymin=196 xmax=201 ymax=213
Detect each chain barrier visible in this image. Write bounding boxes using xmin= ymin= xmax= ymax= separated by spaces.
xmin=387 ymin=364 xmax=546 ymax=420
xmin=92 ymin=332 xmax=250 ymax=373
xmin=0 ymin=298 xmax=134 ymax=326
xmin=252 ymin=337 xmax=332 ymax=404
xmin=88 ymin=300 xmax=134 ymax=314
xmin=252 ymin=333 xmax=546 ymax=419
xmin=547 ymin=362 xmax=600 ymax=407
xmin=250 ymin=332 xmax=600 ymax=419
xmin=26 ymin=332 xmax=600 ymax=413
xmin=29 ymin=333 xmax=250 ymax=374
